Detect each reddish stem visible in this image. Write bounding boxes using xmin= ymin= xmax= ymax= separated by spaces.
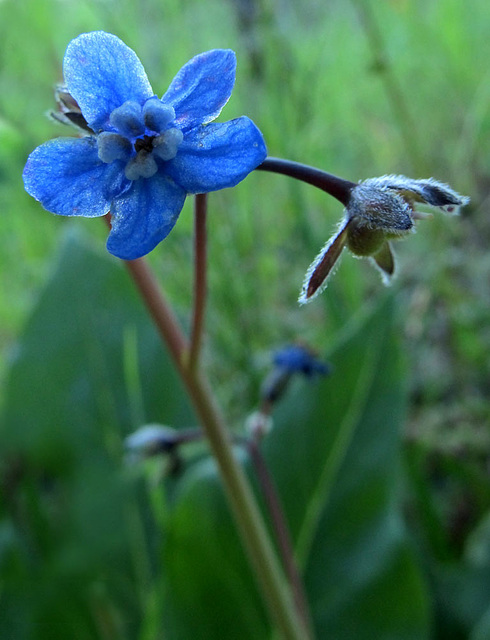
xmin=189 ymin=194 xmax=208 ymax=371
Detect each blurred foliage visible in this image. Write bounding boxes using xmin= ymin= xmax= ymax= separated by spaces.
xmin=2 ymin=235 xmax=428 ymax=638
xmin=1 ymin=234 xmax=196 ymax=639
xmin=1 ymin=0 xmax=490 ymax=637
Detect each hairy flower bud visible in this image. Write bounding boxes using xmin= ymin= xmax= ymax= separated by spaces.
xmin=299 ymin=174 xmax=470 ymax=303
xmin=125 ymin=424 xmax=179 ymax=459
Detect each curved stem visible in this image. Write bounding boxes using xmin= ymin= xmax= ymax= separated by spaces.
xmin=111 ymin=246 xmax=310 ymax=638
xmin=257 ymin=157 xmax=356 ymax=206
xmin=158 ymin=420 xmax=313 ymax=636
xmin=181 ymin=372 xmax=310 ymax=640
xmin=245 ymin=437 xmax=314 ymax=638
xmin=188 ymin=193 xmax=208 ymax=371
xmin=103 ymin=214 xmax=188 ymax=364
xmin=124 ymin=257 xmax=189 ymax=364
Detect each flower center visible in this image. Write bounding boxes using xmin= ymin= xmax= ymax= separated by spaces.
xmin=134 ymin=135 xmax=155 ymax=154
xmin=97 ymin=99 xmax=184 ymax=181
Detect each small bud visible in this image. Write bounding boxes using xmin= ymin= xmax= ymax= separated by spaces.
xmin=272 ymin=344 xmax=330 ymax=377
xmin=261 ymin=344 xmax=330 ymax=406
xmin=245 ymin=411 xmax=274 ymax=439
xmin=50 ymin=84 xmax=94 ymax=133
xmin=299 ymin=174 xmax=470 ymax=303
xmin=125 ymin=424 xmax=178 ymax=460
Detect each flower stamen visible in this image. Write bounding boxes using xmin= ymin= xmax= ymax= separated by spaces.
xmin=109 ymin=101 xmax=146 ymax=138
xmin=134 ymin=135 xmax=155 ymax=154
xmin=124 ymin=151 xmax=158 ymax=180
xmin=143 ymin=99 xmax=175 ymax=133
xmin=97 ymin=132 xmax=133 ymax=163
xmin=153 ymin=128 xmax=184 ymax=161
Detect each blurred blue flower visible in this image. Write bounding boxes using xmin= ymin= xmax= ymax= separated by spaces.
xmin=23 ymin=31 xmax=267 ymax=260
xmin=273 ymin=344 xmax=330 ymax=377
xmin=261 ymin=344 xmax=330 ymax=406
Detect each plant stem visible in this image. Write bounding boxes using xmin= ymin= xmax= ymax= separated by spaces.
xmin=167 ymin=425 xmax=313 ymax=637
xmin=115 ymin=252 xmax=310 ymax=639
xmin=188 ymin=193 xmax=208 ymax=371
xmin=257 ymin=157 xmax=356 ymax=205
xmin=245 ymin=437 xmax=314 ymax=638
xmin=124 ymin=257 xmax=189 ymax=363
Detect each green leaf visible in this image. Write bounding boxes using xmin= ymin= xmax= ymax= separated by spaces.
xmin=426 ymin=509 xmax=490 ymax=638
xmin=162 ymin=457 xmax=270 ymax=639
xmin=0 ymin=230 xmax=194 ymax=639
xmin=266 ymin=297 xmax=430 ymax=638
xmin=3 ymin=229 xmax=195 ymax=457
xmin=162 ymin=296 xmax=431 ymax=639
xmin=471 ymin=606 xmax=490 ymax=640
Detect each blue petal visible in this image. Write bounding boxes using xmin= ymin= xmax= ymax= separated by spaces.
xmin=165 ymin=117 xmax=267 ymax=193
xmin=63 ymin=31 xmax=154 ymax=132
xmin=162 ymin=49 xmax=236 ymax=130
xmin=23 ymin=137 xmax=129 ymax=217
xmin=107 ymin=173 xmax=186 ymax=260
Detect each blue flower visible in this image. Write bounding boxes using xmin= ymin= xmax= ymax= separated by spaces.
xmin=23 ymin=31 xmax=267 ymax=260
xmin=272 ymin=344 xmax=330 ymax=378
xmin=260 ymin=344 xmax=330 ymax=406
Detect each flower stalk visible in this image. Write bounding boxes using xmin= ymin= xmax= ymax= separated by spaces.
xmin=244 ymin=435 xmax=314 ymax=637
xmin=188 ymin=193 xmax=208 ymax=371
xmin=126 ymin=419 xmax=313 ymax=636
xmin=117 ymin=241 xmax=310 ymax=638
xmin=257 ymin=156 xmax=356 ymax=205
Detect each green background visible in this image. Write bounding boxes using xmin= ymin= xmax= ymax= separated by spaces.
xmin=1 ymin=0 xmax=489 ymax=638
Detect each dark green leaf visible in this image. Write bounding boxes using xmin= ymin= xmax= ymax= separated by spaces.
xmin=264 ymin=296 xmax=430 ymax=639
xmin=0 ymin=230 xmax=194 ymax=639
xmin=162 ymin=296 xmax=431 ymax=639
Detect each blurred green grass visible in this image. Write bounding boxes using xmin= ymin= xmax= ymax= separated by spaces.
xmin=2 ymin=1 xmax=490 ymax=637
xmin=1 ymin=0 xmax=488 ymax=446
